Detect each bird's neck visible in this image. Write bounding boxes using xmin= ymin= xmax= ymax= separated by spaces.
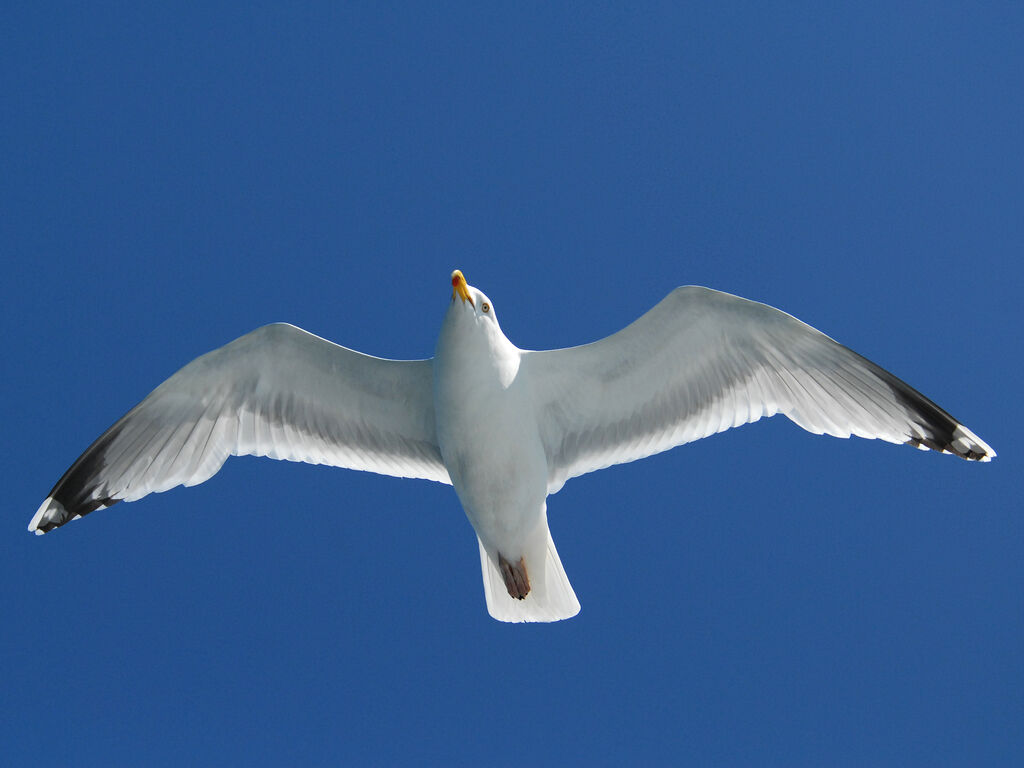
xmin=436 ymin=317 xmax=521 ymax=390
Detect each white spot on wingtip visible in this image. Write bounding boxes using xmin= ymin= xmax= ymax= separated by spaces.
xmin=952 ymin=423 xmax=996 ymax=460
xmin=28 ymin=496 xmax=66 ymax=534
xmin=29 ymin=496 xmax=54 ymax=532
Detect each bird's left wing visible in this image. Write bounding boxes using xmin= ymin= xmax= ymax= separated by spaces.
xmin=521 ymin=286 xmax=994 ymax=495
xmin=31 ymin=323 xmax=449 ymax=533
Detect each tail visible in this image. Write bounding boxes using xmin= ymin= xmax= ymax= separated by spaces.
xmin=477 ymin=530 xmax=580 ymax=623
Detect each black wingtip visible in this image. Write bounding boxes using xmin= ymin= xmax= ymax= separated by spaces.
xmin=32 ymin=421 xmax=128 ymax=533
xmin=891 ymin=385 xmax=994 ymax=462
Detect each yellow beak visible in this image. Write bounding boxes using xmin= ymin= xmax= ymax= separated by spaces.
xmin=451 ymin=269 xmax=474 ymax=307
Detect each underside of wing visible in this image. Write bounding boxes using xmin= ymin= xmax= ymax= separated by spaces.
xmin=31 ymin=323 xmax=449 ymax=533
xmin=522 ymin=286 xmax=994 ymax=494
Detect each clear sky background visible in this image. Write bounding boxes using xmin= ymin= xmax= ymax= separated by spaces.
xmin=3 ymin=3 xmax=1021 ymax=765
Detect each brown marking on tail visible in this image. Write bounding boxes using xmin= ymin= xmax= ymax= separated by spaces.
xmin=498 ymin=553 xmax=531 ymax=599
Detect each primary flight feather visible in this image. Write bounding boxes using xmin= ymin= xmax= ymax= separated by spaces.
xmin=31 ymin=271 xmax=994 ymax=622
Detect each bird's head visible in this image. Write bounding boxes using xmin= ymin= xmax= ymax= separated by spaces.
xmin=439 ymin=269 xmax=519 ymax=383
xmin=449 ymin=269 xmax=499 ymax=327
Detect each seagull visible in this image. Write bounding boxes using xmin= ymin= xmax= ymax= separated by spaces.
xmin=30 ymin=270 xmax=994 ymax=622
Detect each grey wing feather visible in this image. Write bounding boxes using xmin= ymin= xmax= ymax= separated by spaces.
xmin=522 ymin=286 xmax=994 ymax=494
xmin=31 ymin=323 xmax=448 ymax=533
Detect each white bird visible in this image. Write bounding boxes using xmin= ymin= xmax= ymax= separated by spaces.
xmin=31 ymin=270 xmax=995 ymax=622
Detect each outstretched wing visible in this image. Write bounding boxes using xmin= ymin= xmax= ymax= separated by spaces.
xmin=522 ymin=286 xmax=994 ymax=494
xmin=31 ymin=323 xmax=449 ymax=533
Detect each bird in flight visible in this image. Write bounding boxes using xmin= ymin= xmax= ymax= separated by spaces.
xmin=31 ymin=270 xmax=994 ymax=621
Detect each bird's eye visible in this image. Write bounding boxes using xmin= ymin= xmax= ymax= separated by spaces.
xmin=482 ymin=302 xmax=490 ymax=313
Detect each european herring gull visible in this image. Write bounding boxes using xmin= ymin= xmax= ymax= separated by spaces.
xmin=30 ymin=270 xmax=994 ymax=622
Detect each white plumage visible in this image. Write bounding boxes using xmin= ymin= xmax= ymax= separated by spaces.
xmin=30 ymin=271 xmax=994 ymax=622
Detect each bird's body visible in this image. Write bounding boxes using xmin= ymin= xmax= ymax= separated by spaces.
xmin=434 ymin=278 xmax=578 ymax=619
xmin=30 ymin=271 xmax=994 ymax=622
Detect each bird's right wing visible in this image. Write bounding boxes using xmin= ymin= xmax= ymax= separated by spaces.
xmin=521 ymin=286 xmax=994 ymax=494
xmin=31 ymin=323 xmax=450 ymax=533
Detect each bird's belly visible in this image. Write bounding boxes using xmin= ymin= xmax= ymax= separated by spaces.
xmin=452 ymin=443 xmax=546 ymax=542
xmin=435 ymin=391 xmax=548 ymax=555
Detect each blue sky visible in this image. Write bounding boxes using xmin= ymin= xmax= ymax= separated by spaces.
xmin=3 ymin=3 xmax=1021 ymax=765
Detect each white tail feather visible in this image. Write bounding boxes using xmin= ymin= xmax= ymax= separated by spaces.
xmin=477 ymin=531 xmax=580 ymax=623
